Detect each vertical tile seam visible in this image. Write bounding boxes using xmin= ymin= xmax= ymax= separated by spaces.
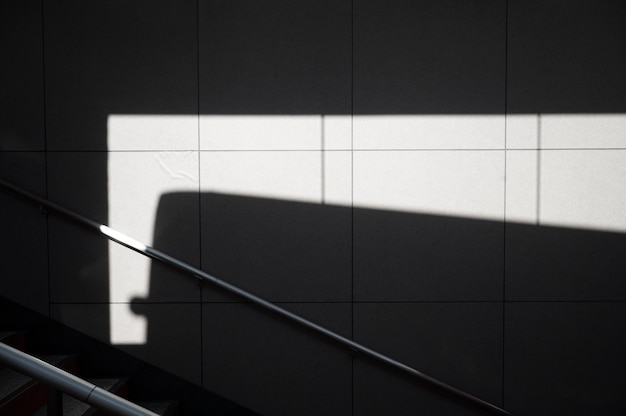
xmin=196 ymin=0 xmax=204 ymax=389
xmin=502 ymin=0 xmax=509 ymax=408
xmin=350 ymin=0 xmax=355 ymax=414
xmin=41 ymin=0 xmax=52 ymax=318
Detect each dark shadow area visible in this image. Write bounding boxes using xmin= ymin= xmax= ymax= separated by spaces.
xmin=0 ymin=3 xmax=45 ymax=151
xmin=506 ymin=0 xmax=626 ymax=114
xmin=128 ymin=191 xmax=626 ymax=415
xmin=200 ymin=0 xmax=626 ymax=115
xmin=0 ymin=152 xmax=48 ymax=315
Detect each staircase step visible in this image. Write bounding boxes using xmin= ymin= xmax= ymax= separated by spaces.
xmin=57 ymin=377 xmax=129 ymax=416
xmin=1 ymin=336 xmax=174 ymax=416
xmin=32 ymin=377 xmax=130 ymax=416
xmin=1 ymin=297 xmax=259 ymax=416
xmin=0 ymin=367 xmax=34 ymax=403
xmin=0 ymin=366 xmax=44 ymax=416
xmin=0 ymin=355 xmax=78 ymax=416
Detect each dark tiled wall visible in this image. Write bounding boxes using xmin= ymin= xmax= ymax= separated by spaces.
xmin=2 ymin=1 xmax=626 ymax=415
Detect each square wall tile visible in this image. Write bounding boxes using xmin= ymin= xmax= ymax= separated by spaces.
xmin=200 ymin=151 xmax=350 ymax=302
xmin=506 ymin=150 xmax=626 ymax=301
xmin=45 ymin=0 xmax=197 ymax=151
xmin=47 ymin=152 xmax=109 ymax=303
xmin=505 ymin=302 xmax=626 ymax=415
xmin=508 ymin=149 xmax=626 ymax=232
xmin=48 ymin=215 xmax=110 ymax=303
xmin=47 ymin=152 xmax=109 ymax=221
xmin=506 ymin=114 xmax=626 ymax=149
xmin=50 ymin=303 xmax=110 ymax=344
xmin=354 ymin=0 xmax=505 ymax=115
xmin=353 ymin=151 xmax=505 ymax=221
xmin=354 ymin=303 xmax=503 ymax=414
xmin=199 ymin=115 xmax=352 ymax=151
xmin=52 ymin=303 xmax=202 ymax=384
xmin=202 ymin=302 xmax=352 ymax=416
xmin=353 ymin=115 xmax=504 ymax=150
xmin=107 ymin=151 xmax=200 ymax=303
xmin=0 ymin=152 xmax=48 ymax=314
xmin=354 ymin=359 xmax=494 ymax=416
xmin=107 ymin=114 xmax=198 ymax=151
xmin=0 ymin=3 xmax=45 ymax=151
xmin=505 ymin=222 xmax=626 ymax=302
xmin=200 ymin=151 xmax=324 ymax=204
xmin=48 ymin=152 xmax=201 ymax=303
xmin=200 ymin=115 xmax=322 ymax=151
xmin=354 ymin=207 xmax=504 ymax=302
xmin=200 ymin=191 xmax=351 ymax=302
xmin=199 ymin=0 xmax=351 ymax=115
xmin=353 ymin=151 xmax=504 ymax=301
xmin=536 ymin=150 xmax=626 ymax=233
xmin=507 ymin=0 xmax=626 ymax=114
xmin=538 ymin=114 xmax=626 ymax=149
xmin=505 ymin=223 xmax=626 ymax=301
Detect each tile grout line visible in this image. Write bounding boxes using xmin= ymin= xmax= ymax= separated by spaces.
xmin=502 ymin=0 xmax=509 ymax=407
xmin=196 ymin=0 xmax=205 ymax=389
xmin=41 ymin=0 xmax=52 ymax=319
xmin=20 ymin=147 xmax=626 ymax=153
xmin=350 ymin=0 xmax=355 ymax=414
xmin=50 ymin=300 xmax=626 ymax=305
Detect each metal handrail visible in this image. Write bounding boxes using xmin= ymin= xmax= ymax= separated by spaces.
xmin=0 ymin=341 xmax=158 ymax=416
xmin=0 ymin=178 xmax=511 ymax=415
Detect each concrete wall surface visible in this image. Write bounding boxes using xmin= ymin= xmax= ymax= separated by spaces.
xmin=2 ymin=1 xmax=626 ymax=415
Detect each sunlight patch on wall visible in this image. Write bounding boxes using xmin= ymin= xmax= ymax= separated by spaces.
xmin=108 ymin=114 xmax=197 ymax=150
xmin=505 ymin=113 xmax=626 ymax=233
xmin=506 ymin=113 xmax=626 ymax=149
xmin=108 ymin=114 xmax=199 ymax=344
xmin=353 ymin=114 xmax=504 ymax=149
xmin=199 ymin=150 xmax=352 ymax=206
xmin=105 ymin=112 xmax=626 ymax=343
xmin=106 ymin=151 xmax=198 ymax=344
xmin=507 ymin=149 xmax=626 ymax=233
xmin=200 ymin=115 xmax=351 ymax=150
xmin=199 ymin=114 xmax=504 ymax=151
xmin=109 ymin=112 xmax=626 ymax=230
xmin=353 ymin=150 xmax=505 ymax=221
xmin=110 ymin=303 xmax=148 ymax=345
xmin=197 ymin=114 xmax=505 ymax=215
xmin=107 ymin=151 xmax=198 ymax=298
xmin=198 ymin=114 xmax=353 ymax=204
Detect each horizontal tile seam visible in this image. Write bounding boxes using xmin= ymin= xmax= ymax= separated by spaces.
xmin=13 ymin=147 xmax=626 ymax=153
xmin=49 ymin=300 xmax=626 ymax=305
